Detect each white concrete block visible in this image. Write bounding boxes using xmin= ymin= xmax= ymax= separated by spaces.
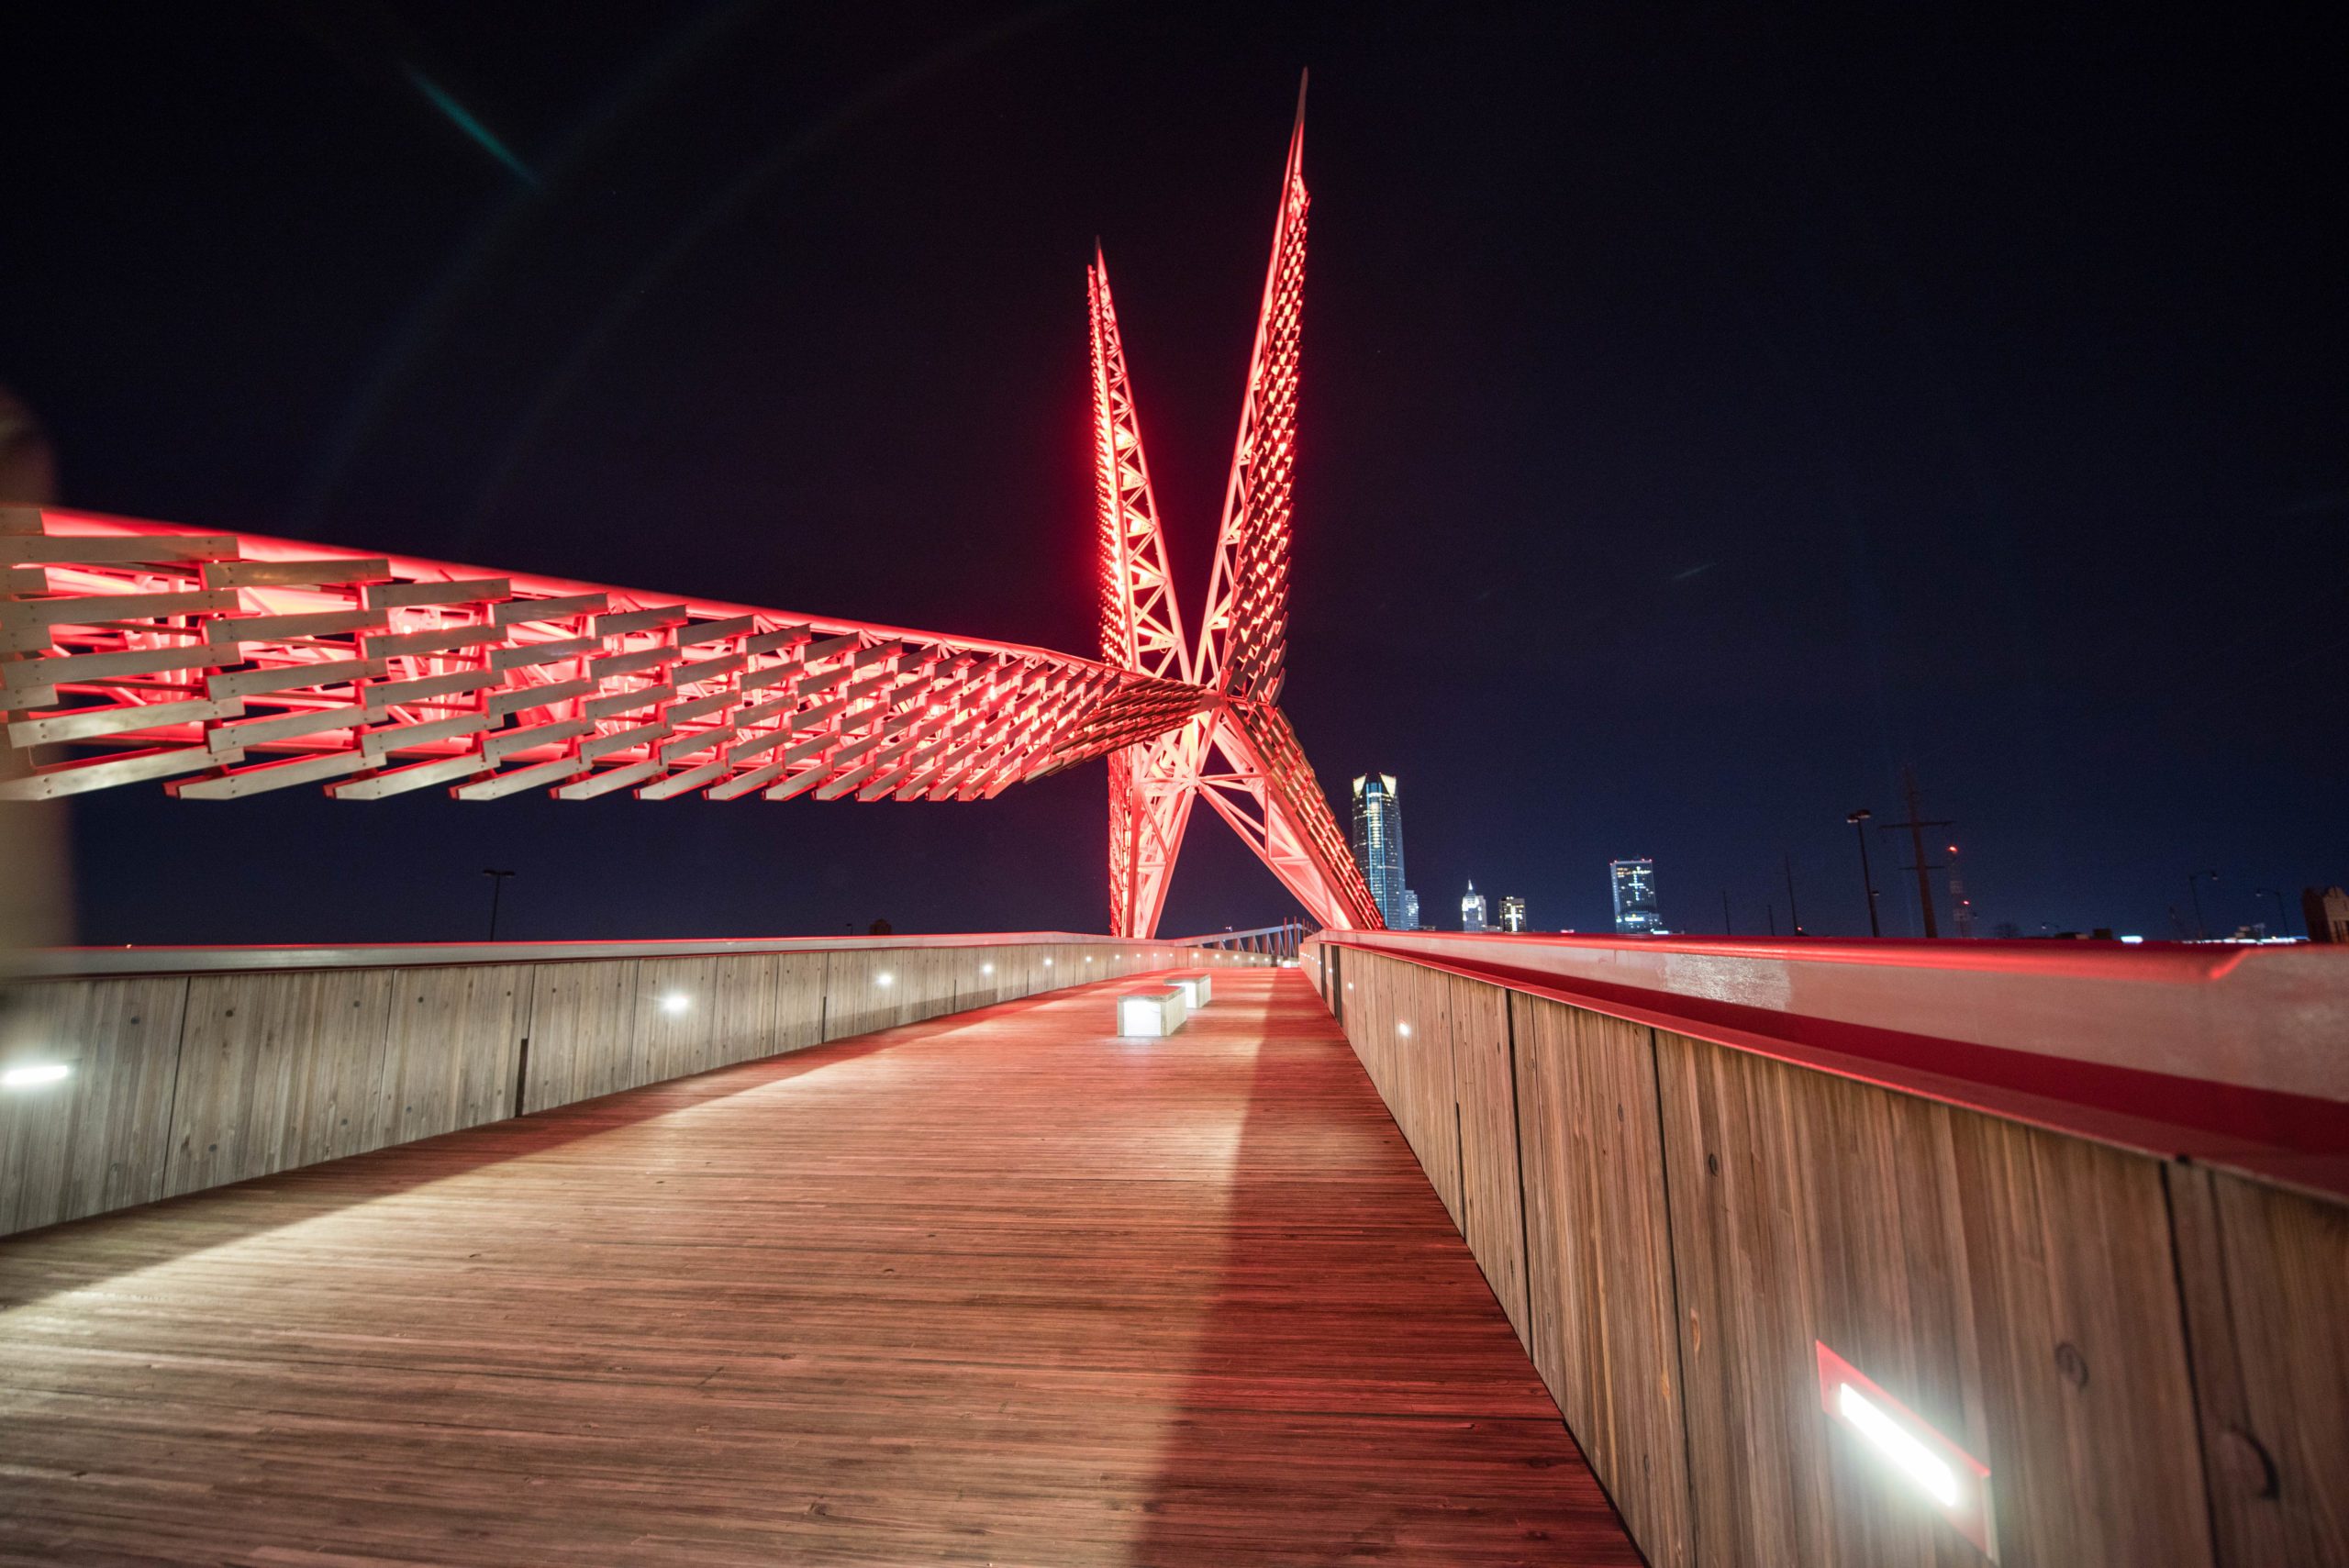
xmin=1117 ymin=987 xmax=1187 ymax=1038
xmin=1167 ymin=971 xmax=1213 ymax=1010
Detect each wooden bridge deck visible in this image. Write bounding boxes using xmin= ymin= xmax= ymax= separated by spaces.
xmin=0 ymin=969 xmax=1638 ymax=1567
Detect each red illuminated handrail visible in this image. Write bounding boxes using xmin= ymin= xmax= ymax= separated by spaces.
xmin=1310 ymin=929 xmax=2349 ymax=1200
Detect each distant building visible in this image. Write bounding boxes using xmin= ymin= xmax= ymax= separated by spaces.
xmin=1350 ymin=774 xmax=1408 ymax=928
xmin=1398 ymin=889 xmax=1420 ymax=930
xmin=1461 ymin=881 xmax=1487 ymax=933
xmin=1610 ymin=859 xmax=1663 ymax=935
xmin=2306 ymin=886 xmax=2349 ymax=945
xmin=1499 ymin=895 xmax=1528 ymax=932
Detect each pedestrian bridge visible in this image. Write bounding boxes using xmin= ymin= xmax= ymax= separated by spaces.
xmin=1 ymin=929 xmax=2343 ymax=1566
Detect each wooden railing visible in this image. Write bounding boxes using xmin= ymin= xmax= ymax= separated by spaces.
xmin=1303 ymin=929 xmax=2348 ymax=1568
xmin=0 ymin=933 xmax=1272 ymax=1238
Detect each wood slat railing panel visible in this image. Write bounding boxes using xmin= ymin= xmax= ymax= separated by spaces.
xmin=1445 ymin=974 xmax=1527 ymax=1340
xmin=1307 ymin=935 xmax=2343 ymax=1568
xmin=1517 ymin=995 xmax=1692 ymax=1567
xmin=0 ymin=976 xmax=185 ymax=1233
xmin=370 ymin=963 xmax=525 ymax=1151
xmin=521 ymin=959 xmax=640 ymax=1113
xmin=2170 ymin=1166 xmax=2349 ymax=1567
xmin=165 ymin=968 xmax=397 ymax=1197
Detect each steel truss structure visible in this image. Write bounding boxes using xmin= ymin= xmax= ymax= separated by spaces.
xmin=0 ymin=84 xmax=1380 ymax=937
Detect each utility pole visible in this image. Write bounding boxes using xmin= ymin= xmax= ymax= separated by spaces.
xmin=1877 ymin=765 xmax=1952 ymax=938
xmin=1720 ymin=888 xmax=1733 ymax=934
xmin=1845 ymin=808 xmax=1880 ymax=936
xmin=482 ymin=868 xmax=516 ymax=941
xmin=2188 ymin=870 xmax=2219 ymax=940
xmin=1783 ymin=853 xmax=1805 ymax=937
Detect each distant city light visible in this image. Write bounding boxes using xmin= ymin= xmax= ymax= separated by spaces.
xmin=3 ymin=1062 xmax=71 ymax=1089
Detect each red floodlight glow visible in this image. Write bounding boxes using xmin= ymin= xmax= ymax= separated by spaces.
xmin=0 ymin=78 xmax=1379 ymax=938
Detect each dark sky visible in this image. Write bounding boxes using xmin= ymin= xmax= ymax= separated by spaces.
xmin=6 ymin=3 xmax=2343 ymax=945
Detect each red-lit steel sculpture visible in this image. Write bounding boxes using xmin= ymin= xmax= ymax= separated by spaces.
xmin=0 ymin=86 xmax=1380 ymax=936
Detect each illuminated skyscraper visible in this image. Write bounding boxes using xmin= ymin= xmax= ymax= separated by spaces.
xmin=1462 ymin=881 xmax=1487 ymax=933
xmin=1610 ymin=859 xmax=1663 ymax=934
xmin=1499 ymin=895 xmax=1527 ymax=932
xmin=1399 ymin=889 xmax=1420 ymax=930
xmin=1350 ymin=774 xmax=1408 ymax=927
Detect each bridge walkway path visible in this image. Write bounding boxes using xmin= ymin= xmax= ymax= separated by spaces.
xmin=0 ymin=967 xmax=1638 ymax=1566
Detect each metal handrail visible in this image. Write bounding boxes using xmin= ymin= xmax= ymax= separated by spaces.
xmin=10 ymin=930 xmax=1221 ymax=981
xmin=1173 ymin=919 xmax=1311 ymax=955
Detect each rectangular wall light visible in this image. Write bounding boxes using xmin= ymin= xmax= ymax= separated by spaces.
xmin=1816 ymin=1340 xmax=1997 ymax=1559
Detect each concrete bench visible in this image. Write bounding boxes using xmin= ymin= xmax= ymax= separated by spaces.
xmin=1117 ymin=986 xmax=1188 ymax=1038
xmin=1165 ymin=970 xmax=1213 ymax=1010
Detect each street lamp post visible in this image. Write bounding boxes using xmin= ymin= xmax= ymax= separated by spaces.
xmin=1845 ymin=809 xmax=1880 ymax=937
xmin=482 ymin=868 xmax=516 ymax=942
xmin=2255 ymin=887 xmax=2293 ymax=940
xmin=2188 ymin=870 xmax=2220 ymax=940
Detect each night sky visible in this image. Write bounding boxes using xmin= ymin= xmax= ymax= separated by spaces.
xmin=6 ymin=4 xmax=2343 ymax=946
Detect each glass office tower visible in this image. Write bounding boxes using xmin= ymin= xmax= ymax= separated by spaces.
xmin=1350 ymin=774 xmax=1408 ymax=928
xmin=1610 ymin=859 xmax=1663 ymax=934
xmin=1462 ymin=882 xmax=1487 ymax=933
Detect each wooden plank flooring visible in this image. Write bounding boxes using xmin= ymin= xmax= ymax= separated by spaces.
xmin=0 ymin=969 xmax=1639 ymax=1567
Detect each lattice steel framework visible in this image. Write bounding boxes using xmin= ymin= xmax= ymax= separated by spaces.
xmin=0 ymin=82 xmax=1381 ymax=936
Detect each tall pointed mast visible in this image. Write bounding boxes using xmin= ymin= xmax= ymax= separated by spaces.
xmin=1196 ymin=72 xmax=1309 ymax=701
xmin=1088 ymin=244 xmax=1190 ymax=684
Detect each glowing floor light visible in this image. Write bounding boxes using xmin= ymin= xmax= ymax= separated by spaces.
xmin=875 ymin=972 xmax=895 ymax=986
xmin=1816 ymin=1340 xmax=1995 ymax=1556
xmin=4 ymin=1062 xmax=72 ymax=1089
xmin=1837 ymin=1383 xmax=1959 ymax=1506
xmin=658 ymin=993 xmax=692 ymax=1016
xmin=981 ymin=963 xmax=995 ymax=975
